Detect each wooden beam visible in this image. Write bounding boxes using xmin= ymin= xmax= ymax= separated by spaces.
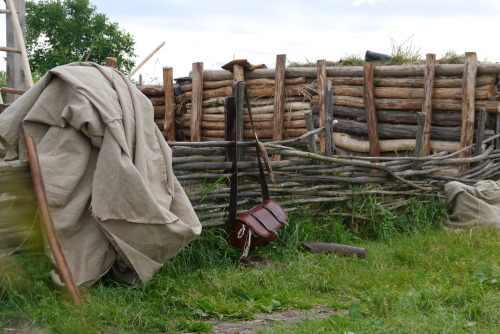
xmin=233 ymin=64 xmax=244 ymax=81
xmin=325 ymin=79 xmax=334 ymax=156
xmin=190 ymin=62 xmax=204 ymax=142
xmin=459 ymin=52 xmax=478 ymax=170
xmin=474 ymin=108 xmax=487 ymax=157
xmin=163 ymin=67 xmax=175 ymax=141
xmin=272 ymin=54 xmax=286 ymax=160
xmin=363 ymin=62 xmax=380 ymax=160
xmin=105 ymin=57 xmax=117 ymax=68
xmin=422 ymin=53 xmax=436 ymax=156
xmin=317 ymin=59 xmax=326 ymax=153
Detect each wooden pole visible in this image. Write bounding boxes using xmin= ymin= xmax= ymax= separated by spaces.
xmin=127 ymin=41 xmax=166 ymax=79
xmin=163 ymin=67 xmax=175 ymax=141
xmin=273 ymin=54 xmax=286 ymax=161
xmin=304 ymin=110 xmax=318 ymax=155
xmin=459 ymin=52 xmax=478 ymax=170
xmin=233 ymin=64 xmax=244 ymax=81
xmin=363 ymin=62 xmax=380 ymax=160
xmin=235 ymin=81 xmax=245 ymax=162
xmin=413 ymin=112 xmax=427 ymax=170
xmin=24 ymin=135 xmax=83 ymax=306
xmin=325 ymin=79 xmax=334 ymax=156
xmin=190 ymin=62 xmax=204 ymax=142
xmin=317 ymin=59 xmax=327 ymax=153
xmin=474 ymin=108 xmax=487 ymax=157
xmin=496 ymin=114 xmax=500 ymax=150
xmin=105 ymin=57 xmax=118 ymax=68
xmin=421 ymin=54 xmax=436 ymax=156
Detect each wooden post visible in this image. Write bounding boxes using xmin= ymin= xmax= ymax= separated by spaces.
xmin=233 ymin=64 xmax=244 ymax=82
xmin=272 ymin=54 xmax=286 ymax=160
xmin=496 ymin=114 xmax=500 ymax=150
xmin=304 ymin=110 xmax=318 ymax=154
xmin=24 ymin=135 xmax=83 ymax=306
xmin=413 ymin=112 xmax=427 ymax=170
xmin=6 ymin=0 xmax=27 ymax=103
xmin=325 ymin=79 xmax=334 ymax=156
xmin=163 ymin=67 xmax=175 ymax=141
xmin=317 ymin=59 xmax=327 ymax=153
xmin=105 ymin=57 xmax=118 ymax=68
xmin=190 ymin=62 xmax=204 ymax=142
xmin=363 ymin=62 xmax=380 ymax=160
xmin=235 ymin=82 xmax=245 ymax=160
xmin=474 ymin=108 xmax=487 ymax=157
xmin=459 ymin=52 xmax=478 ymax=170
xmin=421 ymin=54 xmax=436 ymax=156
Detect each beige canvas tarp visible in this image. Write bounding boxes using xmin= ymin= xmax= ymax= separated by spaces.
xmin=445 ymin=180 xmax=500 ymax=229
xmin=0 ymin=63 xmax=202 ymax=286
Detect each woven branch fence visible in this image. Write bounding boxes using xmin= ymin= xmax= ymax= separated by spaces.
xmin=2 ymin=52 xmax=500 ymax=254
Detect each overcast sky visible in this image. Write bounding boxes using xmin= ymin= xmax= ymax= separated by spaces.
xmin=2 ymin=0 xmax=500 ymax=83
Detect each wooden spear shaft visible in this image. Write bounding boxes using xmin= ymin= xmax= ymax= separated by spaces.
xmin=24 ymin=135 xmax=83 ymax=306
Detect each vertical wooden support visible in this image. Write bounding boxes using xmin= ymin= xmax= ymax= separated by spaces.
xmin=163 ymin=67 xmax=175 ymax=141
xmin=413 ymin=112 xmax=427 ymax=170
xmin=190 ymin=62 xmax=204 ymax=142
xmin=6 ymin=0 xmax=30 ymax=103
xmin=105 ymin=57 xmax=118 ymax=68
xmin=304 ymin=110 xmax=318 ymax=156
xmin=273 ymin=54 xmax=286 ymax=161
xmin=363 ymin=62 xmax=380 ymax=160
xmin=233 ymin=64 xmax=244 ymax=82
xmin=421 ymin=53 xmax=436 ymax=156
xmin=24 ymin=135 xmax=83 ymax=306
xmin=474 ymin=108 xmax=487 ymax=157
xmin=459 ymin=52 xmax=478 ymax=170
xmin=495 ymin=113 xmax=500 ymax=150
xmin=317 ymin=59 xmax=327 ymax=153
xmin=235 ymin=82 xmax=245 ymax=160
xmin=324 ymin=79 xmax=335 ymax=156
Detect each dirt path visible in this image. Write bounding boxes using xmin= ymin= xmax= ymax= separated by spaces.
xmin=187 ymin=305 xmax=338 ymax=334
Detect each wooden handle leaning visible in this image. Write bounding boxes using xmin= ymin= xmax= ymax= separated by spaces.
xmin=24 ymin=135 xmax=83 ymax=306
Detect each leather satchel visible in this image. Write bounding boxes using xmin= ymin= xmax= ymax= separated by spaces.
xmin=225 ymin=82 xmax=288 ymax=253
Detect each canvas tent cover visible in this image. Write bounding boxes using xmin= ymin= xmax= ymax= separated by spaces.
xmin=0 ymin=63 xmax=202 ymax=286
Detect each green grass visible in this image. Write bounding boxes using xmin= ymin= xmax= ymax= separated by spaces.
xmin=0 ymin=197 xmax=498 ymax=333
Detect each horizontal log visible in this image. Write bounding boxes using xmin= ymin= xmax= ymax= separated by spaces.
xmin=180 ymin=77 xmax=307 ymax=92
xmin=181 ymin=110 xmax=306 ymax=122
xmin=313 ymin=95 xmax=500 ymax=113
xmin=198 ymin=63 xmax=500 ymax=81
xmin=182 ymin=128 xmax=307 ymax=139
xmin=180 ymin=119 xmax=307 ymax=130
xmin=138 ymin=85 xmax=164 ymax=96
xmin=154 ymin=105 xmax=166 ymax=118
xmin=326 ymin=105 xmax=463 ymax=126
xmin=331 ymin=75 xmax=496 ymax=88
xmin=332 ymin=83 xmax=495 ymax=100
xmin=183 ymin=84 xmax=314 ymax=99
xmin=201 ymin=102 xmax=311 ymax=114
xmin=333 ymin=132 xmax=461 ymax=153
xmin=334 ymin=117 xmax=494 ymax=141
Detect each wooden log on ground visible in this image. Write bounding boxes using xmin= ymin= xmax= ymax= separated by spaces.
xmin=333 ymin=117 xmax=494 ymax=141
xmin=197 ymin=63 xmax=500 ymax=81
xmin=422 ymin=54 xmax=436 ymax=156
xmin=333 ymin=132 xmax=461 ymax=153
xmin=313 ymin=95 xmax=500 ymax=113
xmin=459 ymin=52 xmax=478 ymax=168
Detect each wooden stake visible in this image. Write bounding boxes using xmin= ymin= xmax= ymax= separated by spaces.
xmin=413 ymin=112 xmax=427 ymax=170
xmin=105 ymin=57 xmax=117 ymax=68
xmin=459 ymin=52 xmax=478 ymax=170
xmin=363 ymin=62 xmax=380 ymax=161
xmin=474 ymin=108 xmax=487 ymax=157
xmin=24 ymin=135 xmax=83 ymax=306
xmin=163 ymin=67 xmax=175 ymax=141
xmin=273 ymin=54 xmax=286 ymax=160
xmin=233 ymin=64 xmax=244 ymax=81
xmin=304 ymin=110 xmax=318 ymax=157
xmin=496 ymin=113 xmax=500 ymax=150
xmin=325 ymin=79 xmax=334 ymax=156
xmin=190 ymin=62 xmax=204 ymax=142
xmin=317 ymin=59 xmax=327 ymax=153
xmin=422 ymin=54 xmax=436 ymax=156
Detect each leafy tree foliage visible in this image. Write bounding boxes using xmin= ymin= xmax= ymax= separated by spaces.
xmin=26 ymin=0 xmax=136 ymax=75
